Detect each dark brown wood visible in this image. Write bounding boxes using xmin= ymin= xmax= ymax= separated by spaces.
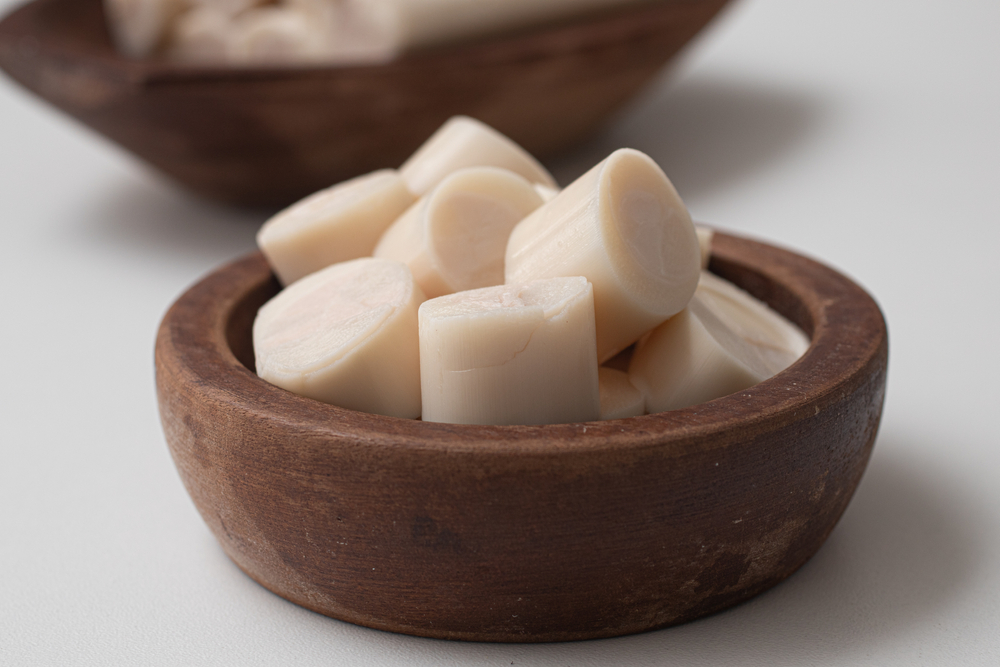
xmin=154 ymin=231 xmax=888 ymax=642
xmin=0 ymin=0 xmax=731 ymax=207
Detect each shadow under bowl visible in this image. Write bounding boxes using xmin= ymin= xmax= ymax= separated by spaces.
xmin=0 ymin=0 xmax=731 ymax=207
xmin=154 ymin=230 xmax=888 ymax=642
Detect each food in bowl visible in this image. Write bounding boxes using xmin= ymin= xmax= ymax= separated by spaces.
xmin=105 ymin=0 xmax=663 ymax=64
xmin=374 ymin=166 xmax=545 ymax=299
xmin=253 ymin=257 xmax=424 ymax=417
xmin=256 ymin=170 xmax=417 ymax=286
xmin=252 ymin=117 xmax=809 ymax=425
xmin=154 ymin=226 xmax=888 ymax=641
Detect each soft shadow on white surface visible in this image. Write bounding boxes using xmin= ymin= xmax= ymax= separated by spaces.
xmin=74 ymin=174 xmax=267 ymax=266
xmin=547 ymin=75 xmax=830 ymax=205
xmin=67 ymin=76 xmax=826 ymax=269
xmin=182 ymin=432 xmax=986 ymax=666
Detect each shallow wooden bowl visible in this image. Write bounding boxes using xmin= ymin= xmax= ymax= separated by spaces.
xmin=0 ymin=0 xmax=730 ymax=207
xmin=154 ymin=231 xmax=887 ymax=642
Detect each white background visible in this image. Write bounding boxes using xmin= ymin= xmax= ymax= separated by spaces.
xmin=2 ymin=0 xmax=998 ymax=664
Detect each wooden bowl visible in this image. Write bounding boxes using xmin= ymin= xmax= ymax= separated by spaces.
xmin=154 ymin=231 xmax=888 ymax=642
xmin=0 ymin=0 xmax=731 ymax=207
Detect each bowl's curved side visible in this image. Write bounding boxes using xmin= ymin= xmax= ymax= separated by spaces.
xmin=154 ymin=232 xmax=887 ymax=641
xmin=0 ymin=0 xmax=731 ymax=206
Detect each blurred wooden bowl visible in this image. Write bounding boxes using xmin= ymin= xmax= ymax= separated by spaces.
xmin=0 ymin=0 xmax=731 ymax=207
xmin=154 ymin=230 xmax=888 ymax=642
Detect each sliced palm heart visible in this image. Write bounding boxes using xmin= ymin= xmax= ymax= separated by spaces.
xmin=110 ymin=0 xmax=652 ymax=62
xmin=246 ymin=113 xmax=808 ymax=423
xmin=105 ymin=0 xmax=188 ymax=57
xmin=598 ymin=367 xmax=644 ymax=420
xmin=628 ymin=296 xmax=771 ymax=413
xmin=399 ymin=116 xmax=556 ymax=197
xmin=505 ymin=148 xmax=701 ymax=362
xmin=253 ymin=257 xmax=425 ymax=418
xmin=696 ymin=271 xmax=809 ymax=374
xmin=533 ymin=183 xmax=561 ymax=202
xmin=419 ymin=277 xmax=600 ymax=425
xmin=257 ymin=169 xmax=416 ymax=286
xmin=229 ymin=5 xmax=331 ymax=63
xmin=164 ymin=0 xmax=373 ymax=64
xmin=374 ymin=167 xmax=543 ymax=299
xmin=629 ymin=273 xmax=809 ymax=413
xmin=358 ymin=0 xmax=655 ymax=56
xmin=166 ymin=6 xmax=233 ymax=62
xmin=192 ymin=0 xmax=267 ymax=16
xmin=695 ymin=225 xmax=714 ymax=270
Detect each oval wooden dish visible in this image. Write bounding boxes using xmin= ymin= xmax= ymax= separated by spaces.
xmin=0 ymin=0 xmax=731 ymax=207
xmin=155 ymin=231 xmax=888 ymax=642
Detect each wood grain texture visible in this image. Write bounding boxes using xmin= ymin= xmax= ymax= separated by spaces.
xmin=0 ymin=0 xmax=731 ymax=207
xmin=154 ymin=231 xmax=888 ymax=642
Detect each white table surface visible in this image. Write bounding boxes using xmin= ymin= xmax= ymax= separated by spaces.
xmin=2 ymin=0 xmax=998 ymax=664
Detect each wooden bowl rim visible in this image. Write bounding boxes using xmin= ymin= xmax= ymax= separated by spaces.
xmin=155 ymin=230 xmax=887 ymax=458
xmin=0 ymin=0 xmax=723 ymax=85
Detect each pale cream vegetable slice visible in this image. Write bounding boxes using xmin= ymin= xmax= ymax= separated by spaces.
xmin=190 ymin=0 xmax=267 ymax=16
xmin=329 ymin=2 xmax=403 ymax=63
xmin=230 ymin=5 xmax=332 ymax=64
xmin=349 ymin=0 xmax=649 ymax=57
xmin=399 ymin=116 xmax=557 ymax=197
xmin=109 ymin=0 xmax=651 ymax=63
xmin=257 ymin=169 xmax=416 ymax=286
xmin=598 ymin=367 xmax=644 ymax=420
xmin=374 ymin=167 xmax=543 ymax=299
xmin=505 ymin=148 xmax=700 ymax=362
xmin=419 ymin=277 xmax=600 ymax=425
xmin=285 ymin=0 xmax=338 ymax=19
xmin=166 ymin=1 xmax=318 ymax=63
xmin=297 ymin=0 xmax=399 ymax=63
xmin=628 ymin=294 xmax=774 ymax=414
xmin=253 ymin=258 xmax=425 ymax=418
xmin=104 ymin=0 xmax=188 ymax=57
xmin=696 ymin=271 xmax=810 ymax=374
xmin=165 ymin=6 xmax=234 ymax=63
xmin=534 ymin=183 xmax=561 ymax=202
xmin=695 ymin=225 xmax=714 ymax=270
